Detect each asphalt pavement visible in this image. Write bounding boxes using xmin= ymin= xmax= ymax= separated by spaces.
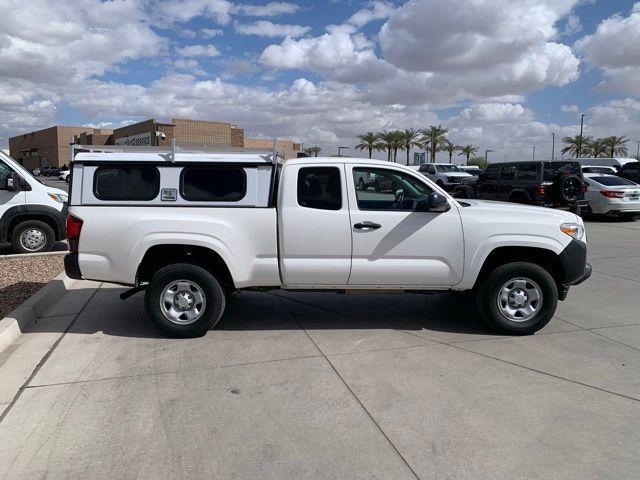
xmin=0 ymin=218 xmax=639 ymax=479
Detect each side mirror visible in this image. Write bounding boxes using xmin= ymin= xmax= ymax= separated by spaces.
xmin=6 ymin=172 xmax=21 ymax=192
xmin=427 ymin=192 xmax=450 ymax=213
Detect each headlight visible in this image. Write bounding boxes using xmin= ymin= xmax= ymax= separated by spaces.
xmin=560 ymin=222 xmax=584 ymax=241
xmin=48 ymin=192 xmax=68 ymax=203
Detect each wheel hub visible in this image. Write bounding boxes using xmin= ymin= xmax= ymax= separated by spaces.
xmin=20 ymin=229 xmax=46 ymax=251
xmin=175 ymin=291 xmax=195 ymax=310
xmin=497 ymin=277 xmax=543 ymax=322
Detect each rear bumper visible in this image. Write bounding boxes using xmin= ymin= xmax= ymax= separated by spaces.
xmin=558 ymin=239 xmax=591 ymax=300
xmin=64 ymin=253 xmax=83 ymax=280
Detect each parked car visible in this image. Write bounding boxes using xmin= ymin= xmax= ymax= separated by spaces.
xmin=582 ymin=165 xmax=617 ymax=175
xmin=574 ymin=157 xmax=637 ymax=172
xmin=458 ymin=165 xmax=483 ymax=177
xmin=0 ymin=151 xmax=68 ymax=253
xmin=40 ymin=166 xmax=61 ymax=177
xmin=418 ymin=163 xmax=476 ymax=191
xmin=65 ymin=152 xmax=590 ymax=338
xmin=616 ymin=161 xmax=640 ymax=184
xmin=583 ymin=173 xmax=640 ymax=220
xmin=464 ymin=161 xmax=587 ymax=213
xmin=58 ymin=169 xmax=70 ymax=182
xmin=354 ymin=169 xmax=398 ymax=192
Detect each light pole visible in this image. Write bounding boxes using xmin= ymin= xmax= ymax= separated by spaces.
xmin=577 ymin=113 xmax=586 ymax=158
xmin=636 ymin=140 xmax=639 ymax=160
xmin=484 ymin=149 xmax=494 ymax=167
xmin=337 ymin=146 xmax=349 ymax=157
xmin=551 ymin=133 xmax=555 ymax=160
xmin=532 ymin=146 xmax=536 ymax=161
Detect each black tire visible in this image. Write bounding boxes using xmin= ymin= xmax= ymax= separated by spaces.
xmin=556 ymin=175 xmax=582 ymax=204
xmin=476 ymin=262 xmax=558 ymax=335
xmin=508 ymin=194 xmax=530 ymax=205
xmin=145 ymin=263 xmax=226 ymax=338
xmin=10 ymin=220 xmax=55 ymax=254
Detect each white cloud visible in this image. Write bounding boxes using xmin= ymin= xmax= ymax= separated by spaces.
xmin=561 ymin=104 xmax=579 ymax=112
xmin=201 ymin=28 xmax=224 ymax=38
xmin=234 ymin=20 xmax=311 ymax=38
xmin=576 ymin=3 xmax=640 ymax=94
xmin=236 ymin=2 xmax=301 ymax=17
xmin=347 ymin=1 xmax=395 ymax=27
xmin=456 ymin=103 xmax=533 ymax=124
xmin=176 ymin=44 xmax=221 ymax=58
xmin=152 ymin=0 xmax=234 ymax=25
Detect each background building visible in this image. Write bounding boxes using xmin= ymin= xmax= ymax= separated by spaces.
xmin=9 ymin=126 xmax=113 ymax=170
xmin=9 ymin=118 xmax=301 ymax=168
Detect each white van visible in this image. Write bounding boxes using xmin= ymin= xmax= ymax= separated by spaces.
xmin=0 ymin=151 xmax=68 ymax=253
xmin=574 ymin=158 xmax=638 ymax=172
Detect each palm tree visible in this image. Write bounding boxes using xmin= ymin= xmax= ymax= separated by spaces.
xmin=457 ymin=145 xmax=478 ymax=164
xmin=561 ymin=134 xmax=592 ymax=158
xmin=390 ymin=130 xmax=404 ymax=162
xmin=586 ymin=138 xmax=608 ymax=158
xmin=420 ymin=125 xmax=449 ymax=162
xmin=602 ymin=135 xmax=628 ymax=158
xmin=438 ymin=140 xmax=460 ymax=164
xmin=355 ymin=132 xmax=381 ymax=159
xmin=304 ymin=146 xmax=321 ymax=157
xmin=400 ymin=128 xmax=422 ymax=165
xmin=377 ymin=130 xmax=396 ymax=161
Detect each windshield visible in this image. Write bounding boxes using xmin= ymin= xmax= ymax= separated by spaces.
xmin=0 ymin=151 xmax=42 ymax=185
xmin=435 ymin=165 xmax=461 ymax=173
xmin=590 ymin=176 xmax=638 ymax=187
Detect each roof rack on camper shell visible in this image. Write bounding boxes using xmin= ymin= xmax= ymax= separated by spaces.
xmin=69 ymin=143 xmax=284 ymax=165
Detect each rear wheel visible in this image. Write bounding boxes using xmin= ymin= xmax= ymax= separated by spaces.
xmin=10 ymin=220 xmax=55 ymax=254
xmin=476 ymin=262 xmax=558 ymax=335
xmin=145 ymin=263 xmax=226 ymax=338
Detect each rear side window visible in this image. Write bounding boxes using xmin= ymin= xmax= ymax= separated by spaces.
xmin=501 ymin=165 xmax=515 ymax=181
xmin=94 ymin=166 xmax=159 ymax=201
xmin=544 ymin=162 xmax=581 ymax=180
xmin=181 ymin=167 xmax=246 ymax=202
xmin=297 ymin=167 xmax=342 ymax=210
xmin=516 ymin=164 xmax=538 ymax=182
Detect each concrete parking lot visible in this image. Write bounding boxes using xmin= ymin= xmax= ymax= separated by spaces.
xmin=0 ymin=218 xmax=639 ymax=479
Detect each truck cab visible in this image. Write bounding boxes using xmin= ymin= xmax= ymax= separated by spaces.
xmin=0 ymin=151 xmax=67 ymax=253
xmin=65 ymin=151 xmax=591 ymax=337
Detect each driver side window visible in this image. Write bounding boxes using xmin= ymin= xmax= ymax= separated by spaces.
xmin=353 ymin=167 xmax=432 ymax=211
xmin=0 ymin=161 xmax=12 ymax=189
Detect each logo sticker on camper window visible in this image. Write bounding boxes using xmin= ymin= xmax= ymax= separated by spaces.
xmin=161 ymin=188 xmax=177 ymax=201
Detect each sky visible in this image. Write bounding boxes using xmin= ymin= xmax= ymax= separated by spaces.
xmin=1 ymin=0 xmax=640 ymax=162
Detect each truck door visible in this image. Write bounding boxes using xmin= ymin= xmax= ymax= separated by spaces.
xmin=347 ymin=165 xmax=464 ymax=286
xmin=279 ymin=164 xmax=352 ymax=286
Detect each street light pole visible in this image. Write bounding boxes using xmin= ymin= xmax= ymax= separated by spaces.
xmin=484 ymin=149 xmax=494 ymax=166
xmin=337 ymin=146 xmax=349 ymax=157
xmin=551 ymin=133 xmax=555 ymax=161
xmin=577 ymin=113 xmax=586 ymax=158
xmin=532 ymin=146 xmax=536 ymax=161
xmin=636 ymin=140 xmax=639 ymax=160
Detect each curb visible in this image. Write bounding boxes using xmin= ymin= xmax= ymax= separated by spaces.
xmin=0 ymin=250 xmax=68 ymax=259
xmin=0 ymin=273 xmax=77 ymax=353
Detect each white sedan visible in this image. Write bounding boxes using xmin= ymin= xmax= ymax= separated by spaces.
xmin=583 ymin=173 xmax=640 ymax=219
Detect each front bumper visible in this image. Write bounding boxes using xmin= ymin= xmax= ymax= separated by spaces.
xmin=558 ymin=239 xmax=591 ymax=300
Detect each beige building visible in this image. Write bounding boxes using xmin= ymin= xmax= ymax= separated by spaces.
xmin=244 ymin=138 xmax=302 ymax=160
xmin=10 ymin=118 xmax=302 ymax=167
xmin=9 ymin=126 xmax=113 ymax=170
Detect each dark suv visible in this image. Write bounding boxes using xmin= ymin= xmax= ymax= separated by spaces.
xmin=617 ymin=161 xmax=640 ymax=184
xmin=461 ymin=161 xmax=587 ymax=212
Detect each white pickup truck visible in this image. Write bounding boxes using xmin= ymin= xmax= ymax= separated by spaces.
xmin=64 ymin=151 xmax=591 ymax=337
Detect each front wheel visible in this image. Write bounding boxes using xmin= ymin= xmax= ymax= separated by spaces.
xmin=10 ymin=220 xmax=55 ymax=254
xmin=476 ymin=262 xmax=558 ymax=335
xmin=145 ymin=263 xmax=226 ymax=337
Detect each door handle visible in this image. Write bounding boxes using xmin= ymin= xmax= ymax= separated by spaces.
xmin=354 ymin=221 xmax=381 ymax=230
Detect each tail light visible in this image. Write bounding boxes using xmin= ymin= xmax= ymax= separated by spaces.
xmin=600 ymin=190 xmax=625 ymax=198
xmin=66 ymin=215 xmax=83 ymax=253
xmin=536 ymin=185 xmax=547 ymax=196
xmin=582 ymin=182 xmax=588 ymax=193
